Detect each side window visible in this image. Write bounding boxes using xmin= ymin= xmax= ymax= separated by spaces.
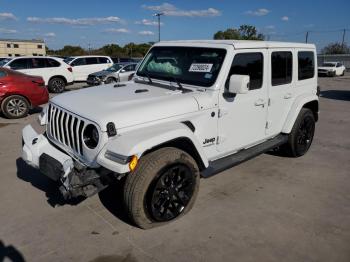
xmin=86 ymin=57 xmax=98 ymax=65
xmin=0 ymin=70 xmax=6 ymax=78
xmin=336 ymin=62 xmax=342 ymax=67
xmin=72 ymin=58 xmax=86 ymax=66
xmin=124 ymin=65 xmax=134 ymax=71
xmin=271 ymin=51 xmax=292 ymax=86
xmin=298 ymin=51 xmax=314 ymax=80
xmin=46 ymin=58 xmax=60 ymax=67
xmin=31 ymin=58 xmax=46 ymax=68
xmin=228 ymin=53 xmax=263 ymax=90
xmin=98 ymin=57 xmax=109 ymax=64
xmin=9 ymin=58 xmax=29 ymax=70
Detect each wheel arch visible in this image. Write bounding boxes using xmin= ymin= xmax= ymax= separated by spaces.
xmin=282 ymin=94 xmax=319 ymax=134
xmin=0 ymin=93 xmax=32 ymax=109
xmin=143 ymin=137 xmax=207 ymax=171
xmin=49 ymin=75 xmax=67 ymax=84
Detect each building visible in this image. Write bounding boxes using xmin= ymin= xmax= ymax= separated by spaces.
xmin=0 ymin=39 xmax=46 ymax=57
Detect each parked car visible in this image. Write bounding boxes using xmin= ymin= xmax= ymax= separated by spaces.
xmin=0 ymin=68 xmax=48 ymax=119
xmin=87 ymin=63 xmax=138 ymax=86
xmin=22 ymin=40 xmax=319 ymax=229
xmin=0 ymin=56 xmax=73 ymax=93
xmin=64 ymin=56 xmax=113 ymax=81
xmin=318 ymin=62 xmax=346 ymax=76
xmin=0 ymin=57 xmax=8 ymax=62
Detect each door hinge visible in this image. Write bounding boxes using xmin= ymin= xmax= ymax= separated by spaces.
xmin=265 ymin=121 xmax=271 ymax=129
xmin=218 ymin=108 xmax=228 ymax=118
xmin=268 ymin=98 xmax=271 ymax=106
xmin=217 ymin=135 xmax=226 ymax=144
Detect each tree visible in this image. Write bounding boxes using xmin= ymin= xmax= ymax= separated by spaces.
xmin=321 ymin=42 xmax=350 ymax=54
xmin=213 ymin=25 xmax=264 ymax=40
xmin=57 ymin=45 xmax=86 ymax=56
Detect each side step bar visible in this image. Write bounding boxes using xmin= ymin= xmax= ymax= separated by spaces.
xmin=201 ymin=134 xmax=288 ymax=178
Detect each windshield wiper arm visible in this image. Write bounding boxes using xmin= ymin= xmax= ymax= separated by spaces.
xmin=170 ymin=76 xmax=183 ymax=91
xmin=144 ymin=72 xmax=153 ymax=84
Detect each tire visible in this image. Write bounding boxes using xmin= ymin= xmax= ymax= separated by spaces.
xmin=104 ymin=77 xmax=117 ymax=84
xmin=281 ymin=108 xmax=315 ymax=157
xmin=48 ymin=77 xmax=65 ymax=93
xmin=124 ymin=147 xmax=200 ymax=229
xmin=1 ymin=95 xmax=30 ymax=119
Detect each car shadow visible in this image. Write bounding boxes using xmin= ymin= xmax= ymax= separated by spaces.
xmin=98 ymin=178 xmax=134 ymax=226
xmin=320 ymin=90 xmax=350 ymax=101
xmin=16 ymin=158 xmax=85 ymax=207
xmin=0 ymin=240 xmax=26 ymax=262
xmin=28 ymin=106 xmax=43 ymax=115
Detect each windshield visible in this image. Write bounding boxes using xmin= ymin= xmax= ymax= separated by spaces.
xmin=106 ymin=64 xmax=123 ymax=72
xmin=137 ymin=46 xmax=226 ymax=87
xmin=0 ymin=58 xmax=11 ymax=66
xmin=322 ymin=63 xmax=336 ymax=67
xmin=63 ymin=57 xmax=75 ymax=64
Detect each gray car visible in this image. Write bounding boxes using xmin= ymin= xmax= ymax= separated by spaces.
xmin=87 ymin=62 xmax=138 ymax=86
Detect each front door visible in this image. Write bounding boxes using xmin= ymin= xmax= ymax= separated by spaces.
xmin=217 ymin=50 xmax=268 ymax=155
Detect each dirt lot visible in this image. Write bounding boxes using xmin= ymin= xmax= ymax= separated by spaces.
xmin=0 ymin=77 xmax=349 ymax=262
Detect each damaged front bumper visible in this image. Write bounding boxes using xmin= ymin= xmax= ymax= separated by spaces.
xmin=22 ymin=125 xmax=115 ymax=199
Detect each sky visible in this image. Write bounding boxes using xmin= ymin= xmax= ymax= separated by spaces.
xmin=0 ymin=0 xmax=349 ymax=50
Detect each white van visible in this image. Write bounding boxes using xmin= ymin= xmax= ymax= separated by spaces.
xmin=64 ymin=56 xmax=113 ymax=81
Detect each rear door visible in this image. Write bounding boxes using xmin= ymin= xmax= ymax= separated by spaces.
xmin=266 ymin=49 xmax=294 ymax=136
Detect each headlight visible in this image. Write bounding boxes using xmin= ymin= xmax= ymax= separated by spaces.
xmin=83 ymin=124 xmax=99 ymax=149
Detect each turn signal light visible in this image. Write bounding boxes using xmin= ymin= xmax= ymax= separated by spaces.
xmin=129 ymin=155 xmax=138 ymax=172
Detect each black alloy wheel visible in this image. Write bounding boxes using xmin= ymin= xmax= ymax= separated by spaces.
xmin=147 ymin=164 xmax=196 ymax=222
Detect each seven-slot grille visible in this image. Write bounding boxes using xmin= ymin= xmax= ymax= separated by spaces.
xmin=47 ymin=103 xmax=85 ymax=156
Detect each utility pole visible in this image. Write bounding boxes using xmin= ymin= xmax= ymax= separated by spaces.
xmin=88 ymin=43 xmax=91 ymax=54
xmin=305 ymin=31 xmax=309 ymax=43
xmin=154 ymin=13 xmax=164 ymax=42
xmin=341 ymin=29 xmax=346 ymax=48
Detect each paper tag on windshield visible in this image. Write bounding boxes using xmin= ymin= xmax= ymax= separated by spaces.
xmin=189 ymin=63 xmax=213 ymax=73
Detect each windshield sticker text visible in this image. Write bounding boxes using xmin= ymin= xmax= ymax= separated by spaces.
xmin=189 ymin=63 xmax=213 ymax=73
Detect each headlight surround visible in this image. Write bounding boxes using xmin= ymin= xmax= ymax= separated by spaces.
xmin=83 ymin=124 xmax=99 ymax=149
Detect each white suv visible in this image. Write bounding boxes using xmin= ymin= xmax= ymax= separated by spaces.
xmin=0 ymin=56 xmax=74 ymax=93
xmin=21 ymin=40 xmax=319 ymax=229
xmin=64 ymin=56 xmax=113 ymax=81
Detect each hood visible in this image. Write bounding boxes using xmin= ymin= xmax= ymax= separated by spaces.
xmin=50 ymin=82 xmax=200 ymax=131
xmin=318 ymin=66 xmax=335 ymax=71
xmin=90 ymin=70 xmax=114 ymax=77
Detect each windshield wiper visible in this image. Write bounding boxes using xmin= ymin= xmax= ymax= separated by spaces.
xmin=144 ymin=72 xmax=153 ymax=84
xmin=170 ymin=76 xmax=183 ymax=91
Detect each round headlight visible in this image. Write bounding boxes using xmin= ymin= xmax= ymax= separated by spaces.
xmin=83 ymin=124 xmax=99 ymax=149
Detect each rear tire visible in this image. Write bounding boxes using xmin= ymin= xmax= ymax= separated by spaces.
xmin=280 ymin=108 xmax=315 ymax=157
xmin=48 ymin=77 xmax=65 ymax=93
xmin=1 ymin=95 xmax=30 ymax=119
xmin=123 ymin=147 xmax=200 ymax=229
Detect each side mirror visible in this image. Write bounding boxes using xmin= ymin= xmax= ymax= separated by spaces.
xmin=228 ymin=74 xmax=250 ymax=95
xmin=120 ymin=69 xmax=126 ymax=73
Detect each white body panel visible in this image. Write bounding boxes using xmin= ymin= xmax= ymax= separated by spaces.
xmin=67 ymin=56 xmax=113 ymax=81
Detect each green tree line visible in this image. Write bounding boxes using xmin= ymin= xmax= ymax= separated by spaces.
xmin=46 ymin=42 xmax=154 ymax=58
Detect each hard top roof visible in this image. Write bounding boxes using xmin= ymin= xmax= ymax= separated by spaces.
xmin=155 ymin=40 xmax=315 ymax=49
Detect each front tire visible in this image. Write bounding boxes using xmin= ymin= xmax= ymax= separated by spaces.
xmin=48 ymin=77 xmax=65 ymax=93
xmin=1 ymin=95 xmax=30 ymax=119
xmin=281 ymin=108 xmax=315 ymax=157
xmin=104 ymin=77 xmax=117 ymax=84
xmin=123 ymin=147 xmax=200 ymax=229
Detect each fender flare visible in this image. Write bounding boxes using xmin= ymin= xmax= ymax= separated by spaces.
xmin=282 ymin=94 xmax=319 ymax=134
xmin=98 ymin=122 xmax=209 ymax=170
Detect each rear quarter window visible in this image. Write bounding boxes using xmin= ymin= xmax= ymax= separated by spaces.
xmin=98 ymin=57 xmax=110 ymax=64
xmin=298 ymin=51 xmax=315 ymax=80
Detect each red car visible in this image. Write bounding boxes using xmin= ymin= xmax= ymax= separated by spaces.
xmin=0 ymin=68 xmax=49 ymax=119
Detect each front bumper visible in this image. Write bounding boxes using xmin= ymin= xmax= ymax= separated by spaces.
xmin=21 ymin=125 xmax=118 ymax=199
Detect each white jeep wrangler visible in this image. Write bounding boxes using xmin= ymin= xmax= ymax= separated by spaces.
xmin=22 ymin=40 xmax=319 ymax=229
